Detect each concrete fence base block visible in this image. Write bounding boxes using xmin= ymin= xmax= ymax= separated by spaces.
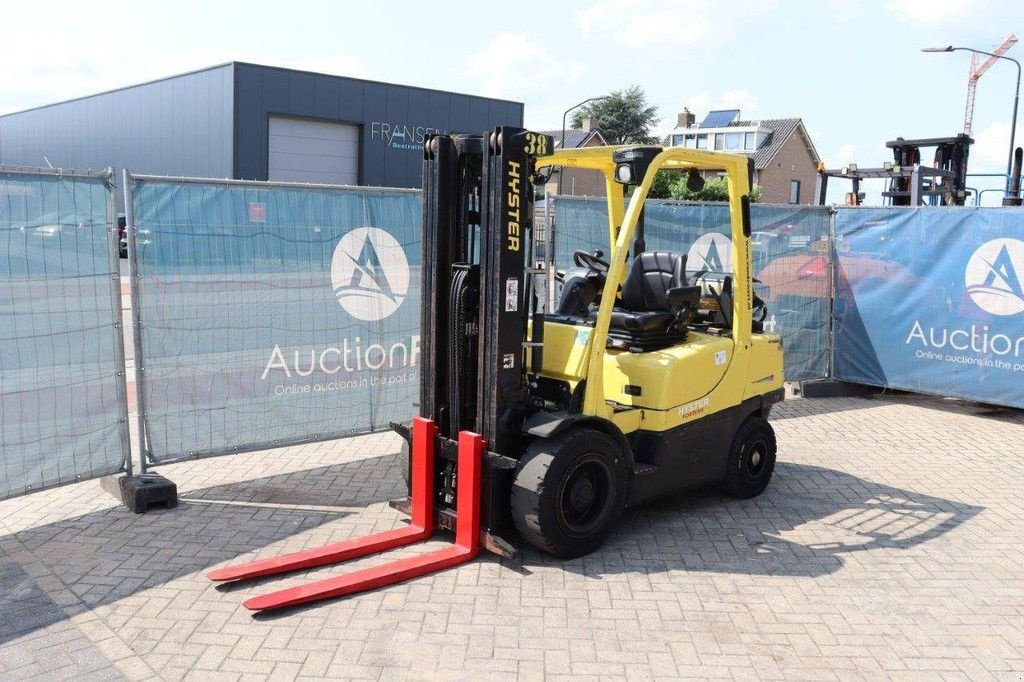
xmin=797 ymin=379 xmax=883 ymax=399
xmin=117 ymin=474 xmax=178 ymax=514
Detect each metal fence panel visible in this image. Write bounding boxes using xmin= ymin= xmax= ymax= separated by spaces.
xmin=0 ymin=167 xmax=129 ymax=500
xmin=129 ymin=176 xmax=421 ymax=465
xmin=552 ymin=196 xmax=832 ymax=380
xmin=833 ymin=207 xmax=1024 ymax=408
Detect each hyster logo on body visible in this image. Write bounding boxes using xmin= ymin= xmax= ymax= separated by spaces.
xmin=688 ymin=233 xmax=733 ymax=273
xmin=965 ymin=238 xmax=1024 ymax=316
xmin=330 ymin=227 xmax=409 ymax=321
xmin=678 ymin=396 xmax=710 ymax=418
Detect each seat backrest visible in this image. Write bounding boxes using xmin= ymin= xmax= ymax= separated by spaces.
xmin=620 ymin=251 xmax=687 ymax=312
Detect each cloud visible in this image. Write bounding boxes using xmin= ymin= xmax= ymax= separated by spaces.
xmin=466 ymin=32 xmax=583 ymax=102
xmin=884 ymin=0 xmax=977 ymax=24
xmin=0 ymin=29 xmax=366 ymax=115
xmin=0 ymin=29 xmax=121 ymax=113
xmin=577 ymin=0 xmax=777 ymax=49
xmin=682 ymin=91 xmax=762 ymax=120
xmin=827 ymin=0 xmax=864 ymax=21
xmin=836 ymin=144 xmax=857 ymax=165
xmin=578 ymin=0 xmax=710 ymax=47
xmin=970 ymin=119 xmax=1021 ymax=172
xmin=276 ymin=56 xmax=368 ymax=79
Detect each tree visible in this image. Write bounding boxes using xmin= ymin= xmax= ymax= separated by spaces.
xmin=571 ymin=86 xmax=659 ymax=144
xmin=646 ymin=170 xmax=682 ymax=199
xmin=668 ymin=176 xmax=764 ymax=202
xmin=670 ymin=176 xmax=730 ymax=202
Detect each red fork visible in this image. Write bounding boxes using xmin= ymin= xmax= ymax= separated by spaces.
xmin=207 ymin=417 xmax=439 ymax=583
xmin=241 ymin=430 xmax=483 ymax=611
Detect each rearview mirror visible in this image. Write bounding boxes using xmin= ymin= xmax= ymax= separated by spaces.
xmin=686 ymin=168 xmax=705 ymax=192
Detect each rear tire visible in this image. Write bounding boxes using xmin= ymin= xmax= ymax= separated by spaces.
xmin=511 ymin=427 xmax=628 ymax=558
xmin=721 ymin=416 xmax=776 ymax=499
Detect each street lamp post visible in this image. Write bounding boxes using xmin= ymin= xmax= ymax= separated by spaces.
xmin=923 ymin=45 xmax=1021 ymax=201
xmin=557 ymin=96 xmax=610 ymax=195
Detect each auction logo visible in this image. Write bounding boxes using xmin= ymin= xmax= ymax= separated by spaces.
xmin=330 ymin=227 xmax=409 ymax=321
xmin=688 ymin=233 xmax=733 ymax=273
xmin=965 ymin=238 xmax=1024 ymax=316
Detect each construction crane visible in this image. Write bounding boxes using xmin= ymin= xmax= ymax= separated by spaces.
xmin=963 ymin=34 xmax=1017 ymax=136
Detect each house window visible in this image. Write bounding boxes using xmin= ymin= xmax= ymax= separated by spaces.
xmin=744 ymin=132 xmax=756 ymax=150
xmin=695 ymin=134 xmax=708 ymax=149
xmin=714 ymin=133 xmax=725 ymax=150
xmin=671 ymin=134 xmax=684 ymax=146
xmin=724 ymin=132 xmax=742 ymax=150
xmin=789 ymin=180 xmax=801 ymax=204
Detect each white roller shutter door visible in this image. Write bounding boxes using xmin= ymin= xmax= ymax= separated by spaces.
xmin=267 ymin=116 xmax=359 ymax=185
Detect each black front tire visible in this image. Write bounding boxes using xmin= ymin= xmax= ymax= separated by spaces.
xmin=721 ymin=416 xmax=777 ymax=499
xmin=511 ymin=427 xmax=629 ymax=558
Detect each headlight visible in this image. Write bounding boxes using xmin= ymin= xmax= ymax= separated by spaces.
xmin=614 ymin=163 xmax=633 ymax=184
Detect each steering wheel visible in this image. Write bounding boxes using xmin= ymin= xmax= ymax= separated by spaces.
xmin=752 ymin=292 xmax=768 ymax=323
xmin=572 ymin=249 xmax=610 ymax=272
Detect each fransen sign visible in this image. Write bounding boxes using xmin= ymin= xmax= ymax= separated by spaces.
xmin=369 ymin=121 xmax=446 ymax=152
xmin=905 ymin=238 xmax=1024 ymax=372
xmin=260 ymin=226 xmax=419 ymax=396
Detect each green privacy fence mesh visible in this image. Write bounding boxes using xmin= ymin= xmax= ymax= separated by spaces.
xmin=0 ymin=168 xmax=129 ymax=500
xmin=128 ymin=177 xmax=421 ymax=464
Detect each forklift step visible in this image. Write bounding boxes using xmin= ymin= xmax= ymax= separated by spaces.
xmin=226 ymin=425 xmax=481 ymax=610
xmin=634 ymin=463 xmax=659 ymax=476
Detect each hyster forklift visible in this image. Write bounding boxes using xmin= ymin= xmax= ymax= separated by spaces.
xmin=209 ymin=128 xmax=784 ymax=611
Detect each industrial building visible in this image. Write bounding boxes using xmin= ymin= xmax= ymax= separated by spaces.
xmin=0 ymin=62 xmax=523 ymax=194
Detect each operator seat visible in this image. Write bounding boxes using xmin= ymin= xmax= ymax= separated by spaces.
xmin=606 ymin=251 xmax=701 ymax=352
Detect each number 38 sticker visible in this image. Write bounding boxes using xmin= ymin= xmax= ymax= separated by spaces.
xmin=523 ymin=132 xmax=549 ymax=156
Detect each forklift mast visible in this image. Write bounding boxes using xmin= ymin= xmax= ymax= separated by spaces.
xmin=887 ymin=135 xmax=972 ymax=206
xmin=420 ymin=128 xmax=551 ymax=454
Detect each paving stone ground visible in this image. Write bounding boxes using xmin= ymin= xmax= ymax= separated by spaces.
xmin=1 ymin=393 xmax=1023 ymax=681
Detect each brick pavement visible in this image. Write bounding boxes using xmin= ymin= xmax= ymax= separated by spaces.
xmin=1 ymin=393 xmax=1023 ymax=680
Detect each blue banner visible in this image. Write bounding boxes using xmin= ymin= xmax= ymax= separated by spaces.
xmin=0 ymin=169 xmax=128 ymax=499
xmin=833 ymin=207 xmax=1024 ymax=408
xmin=553 ymin=197 xmax=832 ymax=381
xmin=131 ymin=179 xmax=421 ymax=464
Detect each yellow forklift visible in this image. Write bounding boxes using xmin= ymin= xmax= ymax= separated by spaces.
xmin=209 ymin=130 xmax=784 ymax=610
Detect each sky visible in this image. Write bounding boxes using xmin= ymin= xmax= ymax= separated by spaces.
xmin=1 ymin=0 xmax=1022 ymax=204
